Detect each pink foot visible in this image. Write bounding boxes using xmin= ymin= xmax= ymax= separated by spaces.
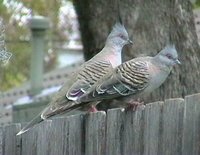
xmin=88 ymin=105 xmax=98 ymax=112
xmin=126 ymin=98 xmax=144 ymax=111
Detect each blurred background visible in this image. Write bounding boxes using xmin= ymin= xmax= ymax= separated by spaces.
xmin=1 ymin=0 xmax=200 ymax=126
xmin=0 ymin=0 xmax=83 ymax=91
xmin=0 ymin=0 xmax=84 ymax=125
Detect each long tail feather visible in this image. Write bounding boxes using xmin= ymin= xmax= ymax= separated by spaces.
xmin=16 ymin=113 xmax=43 ymax=136
xmin=16 ymin=101 xmax=93 ymax=136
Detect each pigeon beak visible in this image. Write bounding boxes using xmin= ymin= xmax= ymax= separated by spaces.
xmin=175 ymin=59 xmax=181 ymax=65
xmin=127 ymin=39 xmax=133 ymax=44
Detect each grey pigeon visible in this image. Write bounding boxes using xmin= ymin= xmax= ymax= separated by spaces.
xmin=77 ymin=44 xmax=180 ymax=104
xmin=17 ymin=22 xmax=132 ymax=135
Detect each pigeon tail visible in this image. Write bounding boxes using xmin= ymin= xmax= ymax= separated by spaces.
xmin=16 ymin=113 xmax=43 ymax=136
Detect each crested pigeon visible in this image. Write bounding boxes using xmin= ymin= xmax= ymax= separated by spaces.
xmin=17 ymin=21 xmax=132 ymax=135
xmin=76 ymin=44 xmax=180 ymax=104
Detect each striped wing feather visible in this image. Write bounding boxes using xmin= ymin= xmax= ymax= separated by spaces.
xmin=78 ymin=60 xmax=150 ymax=102
xmin=66 ymin=60 xmax=113 ymax=101
xmin=41 ymin=60 xmax=113 ymax=119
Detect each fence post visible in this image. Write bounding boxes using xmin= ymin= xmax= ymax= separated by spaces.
xmin=28 ymin=16 xmax=49 ymax=95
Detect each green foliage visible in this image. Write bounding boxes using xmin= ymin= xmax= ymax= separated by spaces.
xmin=21 ymin=0 xmax=62 ymax=40
xmin=0 ymin=0 xmax=62 ymax=91
xmin=193 ymin=0 xmax=200 ymax=8
xmin=0 ymin=41 xmax=31 ymax=90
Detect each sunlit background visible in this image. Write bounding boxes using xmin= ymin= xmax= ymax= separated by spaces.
xmin=1 ymin=0 xmax=83 ymax=91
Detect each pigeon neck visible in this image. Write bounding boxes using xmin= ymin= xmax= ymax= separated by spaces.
xmin=100 ymin=44 xmax=122 ymax=67
xmin=105 ymin=41 xmax=123 ymax=53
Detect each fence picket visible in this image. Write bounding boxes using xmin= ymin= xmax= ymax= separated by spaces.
xmin=3 ymin=124 xmax=21 ymax=155
xmin=0 ymin=127 xmax=3 ymax=155
xmin=106 ymin=108 xmax=125 ymax=155
xmin=143 ymin=101 xmax=163 ymax=155
xmin=122 ymin=106 xmax=144 ymax=155
xmin=160 ymin=98 xmax=184 ymax=155
xmin=182 ymin=93 xmax=200 ymax=155
xmin=31 ymin=120 xmax=52 ymax=155
xmin=85 ymin=111 xmax=106 ymax=155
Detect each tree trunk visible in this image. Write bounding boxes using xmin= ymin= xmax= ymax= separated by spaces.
xmin=73 ymin=0 xmax=200 ymax=103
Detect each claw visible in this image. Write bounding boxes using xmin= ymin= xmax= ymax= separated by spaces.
xmin=88 ymin=105 xmax=98 ymax=112
xmin=126 ymin=98 xmax=144 ymax=111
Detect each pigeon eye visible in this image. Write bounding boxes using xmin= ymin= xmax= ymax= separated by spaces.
xmin=118 ymin=34 xmax=125 ymax=40
xmin=166 ymin=54 xmax=172 ymax=59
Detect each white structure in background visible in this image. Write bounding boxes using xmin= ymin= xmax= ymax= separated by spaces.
xmin=0 ymin=18 xmax=12 ymax=64
xmin=3 ymin=0 xmax=81 ymax=46
xmin=3 ymin=0 xmax=32 ymax=26
xmin=3 ymin=0 xmax=83 ymax=68
xmin=194 ymin=9 xmax=200 ymax=45
xmin=57 ymin=1 xmax=83 ymax=68
xmin=58 ymin=0 xmax=81 ymax=47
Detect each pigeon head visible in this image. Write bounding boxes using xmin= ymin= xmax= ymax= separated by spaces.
xmin=156 ymin=44 xmax=181 ymax=66
xmin=106 ymin=23 xmax=132 ymax=47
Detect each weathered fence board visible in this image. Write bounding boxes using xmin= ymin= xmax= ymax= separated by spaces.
xmin=21 ymin=124 xmax=38 ymax=155
xmin=47 ymin=118 xmax=65 ymax=155
xmin=3 ymin=124 xmax=21 ymax=155
xmin=0 ymin=127 xmax=3 ymax=155
xmin=84 ymin=111 xmax=106 ymax=155
xmin=161 ymin=98 xmax=184 ymax=155
xmin=143 ymin=101 xmax=163 ymax=155
xmin=182 ymin=93 xmax=200 ymax=155
xmin=122 ymin=106 xmax=144 ymax=155
xmin=36 ymin=120 xmax=53 ymax=155
xmin=21 ymin=115 xmax=84 ymax=155
xmin=1 ymin=95 xmax=200 ymax=155
xmin=63 ymin=115 xmax=83 ymax=155
xmin=106 ymin=108 xmax=124 ymax=155
xmin=46 ymin=118 xmax=64 ymax=155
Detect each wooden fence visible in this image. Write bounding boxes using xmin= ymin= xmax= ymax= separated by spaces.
xmin=0 ymin=93 xmax=200 ymax=155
